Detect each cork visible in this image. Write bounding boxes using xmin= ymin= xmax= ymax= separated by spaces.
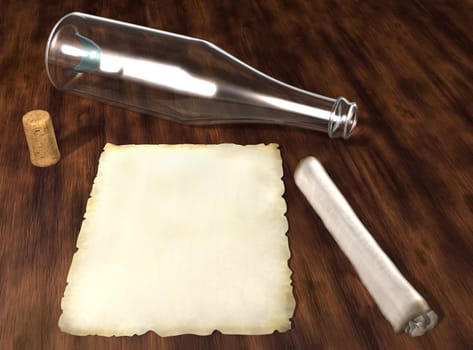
xmin=22 ymin=110 xmax=61 ymax=167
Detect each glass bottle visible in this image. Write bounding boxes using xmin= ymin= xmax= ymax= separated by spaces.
xmin=46 ymin=12 xmax=358 ymax=138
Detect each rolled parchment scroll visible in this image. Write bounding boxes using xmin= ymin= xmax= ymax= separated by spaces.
xmin=294 ymin=157 xmax=438 ymax=336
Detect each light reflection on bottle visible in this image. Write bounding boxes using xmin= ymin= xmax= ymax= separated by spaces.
xmin=60 ymin=44 xmax=218 ymax=97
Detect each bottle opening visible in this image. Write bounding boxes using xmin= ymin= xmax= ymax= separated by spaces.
xmin=328 ymin=97 xmax=359 ymax=139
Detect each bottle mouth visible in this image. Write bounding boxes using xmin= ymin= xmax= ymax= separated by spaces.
xmin=328 ymin=97 xmax=358 ymax=139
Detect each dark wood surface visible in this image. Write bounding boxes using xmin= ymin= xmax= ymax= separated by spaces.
xmin=1 ymin=1 xmax=472 ymax=349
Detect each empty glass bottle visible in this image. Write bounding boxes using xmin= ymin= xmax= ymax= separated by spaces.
xmin=46 ymin=12 xmax=358 ymax=138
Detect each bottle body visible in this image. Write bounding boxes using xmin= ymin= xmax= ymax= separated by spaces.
xmin=46 ymin=12 xmax=358 ymax=138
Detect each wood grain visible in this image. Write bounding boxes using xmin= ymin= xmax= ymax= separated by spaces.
xmin=1 ymin=0 xmax=472 ymax=349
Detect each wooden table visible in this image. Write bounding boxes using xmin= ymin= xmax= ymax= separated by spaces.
xmin=1 ymin=1 xmax=472 ymax=349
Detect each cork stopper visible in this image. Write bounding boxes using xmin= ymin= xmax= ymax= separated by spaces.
xmin=22 ymin=110 xmax=61 ymax=167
